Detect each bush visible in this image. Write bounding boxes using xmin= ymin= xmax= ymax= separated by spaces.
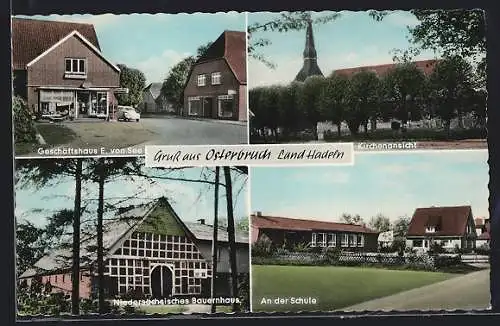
xmin=324 ymin=247 xmax=341 ymax=264
xmin=429 ymin=242 xmax=445 ymax=255
xmin=251 ymin=237 xmax=275 ymax=257
xmin=237 ymin=273 xmax=250 ymax=311
xmin=434 ymin=255 xmax=462 ymax=269
xmin=475 ymin=244 xmax=490 ymax=255
xmin=13 ymin=96 xmax=37 ymax=143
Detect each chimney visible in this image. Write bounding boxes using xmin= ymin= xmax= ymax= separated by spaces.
xmin=197 ymin=219 xmax=205 ymax=225
xmin=255 ymin=211 xmax=262 ymax=217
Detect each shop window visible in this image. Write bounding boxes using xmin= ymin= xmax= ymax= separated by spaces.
xmin=217 ymin=95 xmax=234 ymax=118
xmin=188 ymin=97 xmax=202 ymax=116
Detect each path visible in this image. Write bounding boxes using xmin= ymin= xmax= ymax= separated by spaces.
xmin=341 ymin=269 xmax=491 ymax=311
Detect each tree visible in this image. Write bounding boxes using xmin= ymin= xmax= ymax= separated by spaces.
xmin=16 ymin=158 xmax=87 ymax=315
xmin=13 ymin=96 xmax=36 ymax=144
xmin=429 ymin=55 xmax=475 ymax=136
xmin=258 ymin=86 xmax=282 ymax=141
xmin=372 ymin=9 xmax=486 ymax=89
xmin=236 ymin=217 xmax=249 ymax=232
xmin=161 ymin=42 xmax=213 ymax=113
xmin=393 ymin=216 xmax=411 ymax=238
xmin=248 ymin=11 xmax=340 ymax=68
xmin=297 ymin=75 xmax=327 ymax=139
xmin=85 ymin=157 xmax=143 ymax=313
xmin=368 ymin=214 xmax=391 ymax=233
xmin=115 ymin=64 xmax=147 ymax=107
xmin=16 ymin=221 xmax=47 ymax=276
xmin=346 ymin=70 xmax=380 ymax=134
xmin=383 ymin=63 xmax=427 ymax=124
xmin=340 ymin=213 xmax=364 ymax=225
xmin=278 ymin=81 xmax=304 ymax=138
xmin=320 ymin=74 xmax=350 ymax=136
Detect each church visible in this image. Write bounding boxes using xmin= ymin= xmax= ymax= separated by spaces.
xmin=294 ymin=18 xmax=324 ymax=82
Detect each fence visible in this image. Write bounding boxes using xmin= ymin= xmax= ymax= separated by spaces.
xmin=461 ymin=254 xmax=489 ymax=264
xmin=252 ymin=251 xmax=459 ymax=270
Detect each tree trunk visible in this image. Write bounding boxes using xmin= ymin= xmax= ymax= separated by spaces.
xmin=210 ymin=167 xmax=220 ymax=313
xmin=223 ymin=167 xmax=239 ymax=312
xmin=336 ymin=123 xmax=341 ymax=137
xmin=71 ymin=158 xmax=83 ymax=315
xmin=371 ymin=118 xmax=377 ymax=131
xmin=97 ymin=159 xmax=106 ymax=314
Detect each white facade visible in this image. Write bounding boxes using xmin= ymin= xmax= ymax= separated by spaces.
xmin=406 ymin=238 xmax=463 ymax=252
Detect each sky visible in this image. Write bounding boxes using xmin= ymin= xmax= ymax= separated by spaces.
xmin=248 ymin=10 xmax=439 ymax=88
xmin=250 ymin=150 xmax=489 ymax=222
xmin=15 ymin=12 xmax=245 ymax=84
xmin=15 ymin=166 xmax=248 ymax=228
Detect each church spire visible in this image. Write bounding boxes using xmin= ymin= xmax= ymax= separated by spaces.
xmin=294 ymin=17 xmax=324 ymax=82
xmin=303 ymin=19 xmax=317 ymax=59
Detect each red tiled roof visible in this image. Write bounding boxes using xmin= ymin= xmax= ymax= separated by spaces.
xmin=196 ymin=30 xmax=246 ymax=84
xmin=251 ymin=214 xmax=378 ymax=234
xmin=478 ymin=231 xmax=490 ymax=240
xmin=12 ymin=17 xmax=101 ymax=70
xmin=333 ymin=59 xmax=439 ymax=78
xmin=407 ymin=206 xmax=472 ymax=237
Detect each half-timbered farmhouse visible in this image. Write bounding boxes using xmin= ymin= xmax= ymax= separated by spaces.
xmin=19 ymin=197 xmax=249 ymax=299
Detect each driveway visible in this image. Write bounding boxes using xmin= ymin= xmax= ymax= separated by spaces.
xmin=340 ymin=268 xmax=491 ymax=311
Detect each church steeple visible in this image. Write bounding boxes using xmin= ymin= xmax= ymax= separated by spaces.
xmin=295 ymin=18 xmax=324 ymax=82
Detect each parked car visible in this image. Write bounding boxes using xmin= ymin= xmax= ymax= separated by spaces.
xmin=117 ymin=106 xmax=140 ymax=122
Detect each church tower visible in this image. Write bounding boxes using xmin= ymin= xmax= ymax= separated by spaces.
xmin=294 ymin=18 xmax=324 ymax=82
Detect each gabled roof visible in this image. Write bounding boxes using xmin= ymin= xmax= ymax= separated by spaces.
xmin=195 ymin=30 xmax=246 ymax=84
xmin=20 ymin=197 xmax=248 ymax=278
xmin=407 ymin=205 xmax=473 ymax=237
xmin=333 ymin=59 xmax=439 ymax=78
xmin=145 ymin=82 xmax=163 ymax=99
xmin=251 ymin=214 xmax=378 ymax=234
xmin=12 ymin=17 xmax=101 ymax=70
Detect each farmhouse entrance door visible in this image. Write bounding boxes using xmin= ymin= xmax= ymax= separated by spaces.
xmin=203 ymin=97 xmax=213 ymax=118
xmin=150 ymin=265 xmax=173 ymax=298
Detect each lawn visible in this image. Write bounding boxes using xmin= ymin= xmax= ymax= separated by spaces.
xmin=252 ymin=265 xmax=457 ymax=312
xmin=137 ymin=304 xmax=233 ymax=315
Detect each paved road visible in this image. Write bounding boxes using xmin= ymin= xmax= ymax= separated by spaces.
xmin=141 ymin=117 xmax=248 ymax=145
xmin=341 ymin=269 xmax=491 ymax=311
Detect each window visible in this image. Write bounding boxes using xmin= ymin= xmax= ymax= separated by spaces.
xmin=357 ymin=234 xmax=364 ymax=247
xmin=197 ymin=74 xmax=206 ymax=86
xmin=65 ymin=58 xmax=86 ymax=75
xmin=217 ymin=95 xmax=234 ymax=118
xmin=188 ymin=97 xmax=202 ymax=116
xmin=317 ymin=233 xmax=327 ymax=247
xmin=349 ymin=234 xmax=356 ymax=247
xmin=328 ymin=234 xmax=336 ymax=247
xmin=211 ymin=72 xmax=221 ymax=85
xmin=425 ymin=226 xmax=436 ymax=233
xmin=311 ymin=233 xmax=317 ymax=247
xmin=341 ymin=234 xmax=348 ymax=247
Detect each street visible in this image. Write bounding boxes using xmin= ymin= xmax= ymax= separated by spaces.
xmin=139 ymin=116 xmax=247 ymax=145
xmin=20 ymin=116 xmax=248 ymax=157
xmin=340 ymin=268 xmax=491 ymax=311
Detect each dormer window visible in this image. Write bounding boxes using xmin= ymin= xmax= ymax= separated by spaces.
xmin=425 ymin=226 xmax=436 ymax=233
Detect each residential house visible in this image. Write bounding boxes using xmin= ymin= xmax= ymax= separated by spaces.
xmin=19 ymin=197 xmax=249 ymax=299
xmin=251 ymin=212 xmax=379 ymax=252
xmin=183 ymin=30 xmax=247 ymax=121
xmin=12 ymin=18 xmax=123 ymax=120
xmin=138 ymin=83 xmax=175 ymax=113
xmin=475 ymin=217 xmax=491 ymax=248
xmin=406 ymin=205 xmax=477 ymax=252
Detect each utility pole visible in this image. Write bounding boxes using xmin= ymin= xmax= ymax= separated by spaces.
xmin=224 ymin=166 xmax=239 ymax=312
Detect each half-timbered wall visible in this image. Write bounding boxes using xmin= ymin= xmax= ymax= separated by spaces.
xmin=105 ymin=231 xmax=212 ymax=297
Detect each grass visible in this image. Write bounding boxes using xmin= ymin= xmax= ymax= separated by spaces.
xmin=252 ymin=265 xmax=457 ymax=312
xmin=36 ymin=123 xmax=77 ymax=145
xmin=137 ymin=304 xmax=234 ymax=315
xmin=137 ymin=305 xmax=189 ymax=314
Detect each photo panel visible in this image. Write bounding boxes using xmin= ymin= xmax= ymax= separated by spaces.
xmin=250 ymin=150 xmax=490 ymax=312
xmin=247 ymin=9 xmax=487 ymax=152
xmin=15 ymin=158 xmax=250 ymax=318
xmin=12 ymin=11 xmax=249 ymax=159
